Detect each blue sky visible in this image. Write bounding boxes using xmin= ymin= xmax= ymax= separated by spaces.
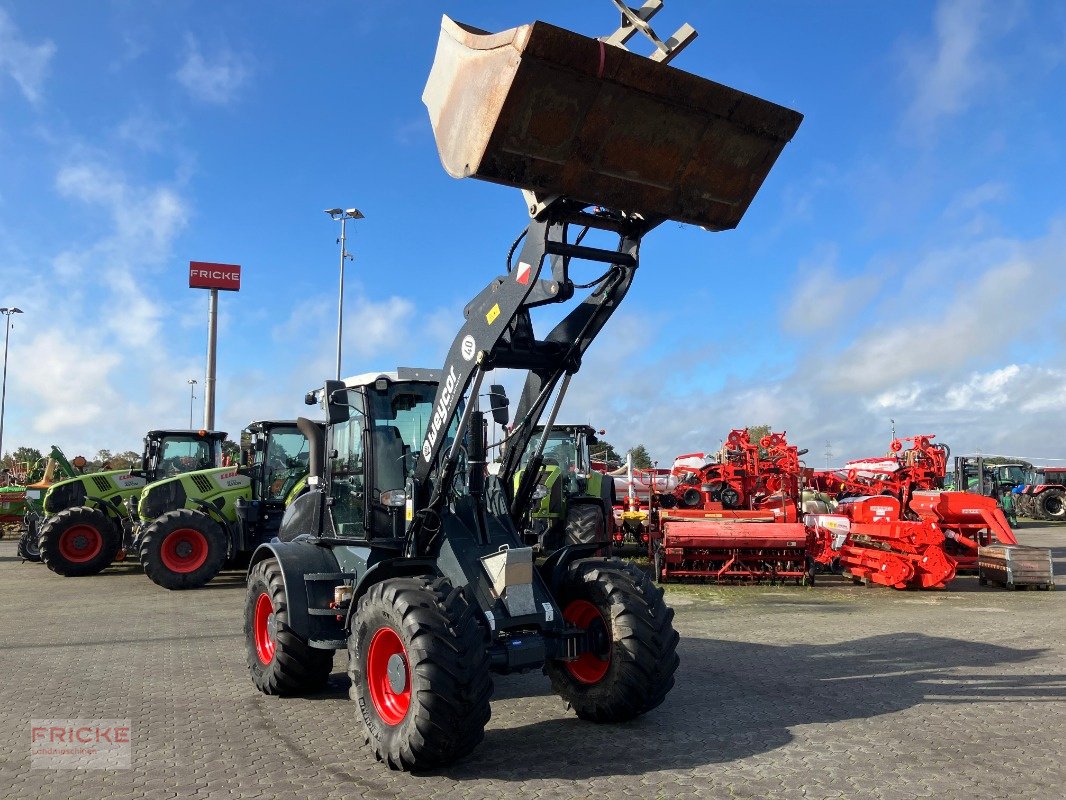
xmin=1 ymin=0 xmax=1064 ymax=467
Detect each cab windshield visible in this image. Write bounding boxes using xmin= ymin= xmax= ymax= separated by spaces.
xmin=522 ymin=430 xmax=582 ymax=473
xmin=158 ymin=436 xmax=216 ymax=476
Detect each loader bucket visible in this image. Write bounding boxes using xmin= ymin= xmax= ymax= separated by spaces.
xmin=423 ymin=16 xmax=803 ymax=230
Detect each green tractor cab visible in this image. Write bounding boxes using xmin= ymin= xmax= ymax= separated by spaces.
xmin=515 ymin=424 xmax=615 ymax=554
xmin=38 ymin=429 xmax=227 ymax=577
xmin=135 ymin=420 xmax=320 ymax=590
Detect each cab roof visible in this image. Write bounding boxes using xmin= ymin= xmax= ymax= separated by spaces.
xmin=342 ymin=367 xmax=441 ymax=389
xmin=145 ymin=429 xmax=227 ymax=440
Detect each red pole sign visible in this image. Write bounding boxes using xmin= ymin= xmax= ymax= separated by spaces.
xmin=189 ymin=262 xmax=241 ymax=291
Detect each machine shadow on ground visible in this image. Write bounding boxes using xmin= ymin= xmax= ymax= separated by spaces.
xmin=435 ymin=632 xmax=1063 ymax=781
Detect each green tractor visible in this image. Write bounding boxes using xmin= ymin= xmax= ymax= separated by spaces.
xmin=135 ymin=420 xmax=316 ymax=590
xmin=38 ymin=429 xmax=227 ymax=577
xmin=515 ymin=424 xmax=615 ymax=553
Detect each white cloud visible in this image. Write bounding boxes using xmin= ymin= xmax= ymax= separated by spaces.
xmin=901 ymin=0 xmax=996 ymax=140
xmin=782 ymin=246 xmax=882 ymax=334
xmin=175 ymin=35 xmax=251 ymax=105
xmin=0 ymin=7 xmax=56 ymax=104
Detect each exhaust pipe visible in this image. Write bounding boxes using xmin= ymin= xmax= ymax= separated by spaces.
xmin=297 ymin=417 xmax=323 ymax=488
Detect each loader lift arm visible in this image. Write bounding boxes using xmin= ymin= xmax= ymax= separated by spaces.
xmin=410 ymin=200 xmax=655 ymax=555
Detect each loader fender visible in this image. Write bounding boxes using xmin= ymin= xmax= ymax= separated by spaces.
xmin=345 ymin=556 xmax=441 ymax=630
xmin=539 ymin=542 xmax=601 ymax=596
xmin=247 ymin=540 xmax=347 ymax=647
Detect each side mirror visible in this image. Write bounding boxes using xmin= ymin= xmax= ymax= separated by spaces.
xmin=489 ymin=384 xmax=509 ymax=426
xmin=323 ymin=380 xmax=350 ymax=425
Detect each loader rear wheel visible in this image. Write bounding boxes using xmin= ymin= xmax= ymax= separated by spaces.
xmin=1035 ymin=489 xmax=1065 ymax=521
xmin=349 ymin=576 xmax=492 ymax=770
xmin=245 ymin=557 xmax=333 ymax=695
xmin=547 ymin=559 xmax=679 ymax=723
xmin=140 ymin=509 xmax=228 ymax=590
xmin=39 ymin=507 xmax=121 ymax=577
xmin=17 ymin=525 xmax=41 ymax=562
xmin=566 ymin=503 xmax=606 ymax=547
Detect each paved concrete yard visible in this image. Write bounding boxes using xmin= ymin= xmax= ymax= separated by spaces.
xmin=0 ymin=524 xmax=1063 ymax=799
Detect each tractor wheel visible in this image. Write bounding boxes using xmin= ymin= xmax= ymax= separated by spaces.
xmin=39 ymin=507 xmax=121 ymax=577
xmin=566 ymin=503 xmax=606 ymax=547
xmin=245 ymin=557 xmax=333 ymax=695
xmin=140 ymin=509 xmax=228 ymax=590
xmin=349 ymin=576 xmax=492 ymax=770
xmin=1035 ymin=489 xmax=1066 ymax=521
xmin=17 ymin=525 xmax=41 ymax=562
xmin=546 ymin=559 xmax=679 ymax=723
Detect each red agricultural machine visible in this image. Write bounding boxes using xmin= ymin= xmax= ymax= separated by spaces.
xmin=807 ymin=495 xmax=956 ymax=590
xmin=907 ymin=490 xmax=1017 ymax=572
xmin=650 ymin=429 xmax=813 ymax=583
xmin=810 ymin=435 xmax=949 ymax=505
xmin=662 ymin=428 xmax=810 ymax=513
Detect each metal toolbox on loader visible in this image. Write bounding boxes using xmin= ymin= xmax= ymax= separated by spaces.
xmin=978 ymin=545 xmax=1054 ymax=590
xmin=423 ymin=15 xmax=803 ymax=230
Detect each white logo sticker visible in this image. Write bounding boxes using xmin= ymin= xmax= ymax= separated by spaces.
xmin=460 ymin=335 xmax=476 ymax=361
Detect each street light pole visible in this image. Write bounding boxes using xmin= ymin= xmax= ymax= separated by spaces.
xmin=187 ymin=379 xmax=198 ymax=429
xmin=0 ymin=307 xmax=24 ymax=461
xmin=325 ymin=208 xmax=365 ymax=381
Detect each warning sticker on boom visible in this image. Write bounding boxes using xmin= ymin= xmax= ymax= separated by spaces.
xmin=486 ymin=303 xmax=500 ymax=325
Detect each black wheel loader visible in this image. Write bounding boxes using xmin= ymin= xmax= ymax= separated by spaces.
xmin=243 ymin=7 xmax=801 ymax=771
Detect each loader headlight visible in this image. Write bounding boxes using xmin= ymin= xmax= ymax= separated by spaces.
xmin=532 ymin=485 xmax=549 ymax=500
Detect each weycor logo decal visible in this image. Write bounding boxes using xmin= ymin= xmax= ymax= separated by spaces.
xmin=422 ymin=365 xmax=460 ymax=461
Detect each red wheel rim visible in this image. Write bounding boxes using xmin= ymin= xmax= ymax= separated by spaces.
xmin=253 ymin=592 xmax=276 ymax=665
xmin=367 ymin=627 xmax=411 ymax=725
xmin=160 ymin=528 xmax=209 ymax=573
xmin=58 ymin=524 xmax=103 ymax=563
xmin=564 ymin=599 xmax=611 ymax=684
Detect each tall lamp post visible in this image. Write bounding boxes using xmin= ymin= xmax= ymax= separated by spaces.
xmin=325 ymin=208 xmax=364 ymax=380
xmin=0 ymin=307 xmax=23 ymax=461
xmin=187 ymin=379 xmax=198 ymax=429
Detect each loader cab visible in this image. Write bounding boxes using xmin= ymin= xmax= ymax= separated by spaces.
xmin=143 ymin=429 xmax=227 ymax=482
xmin=318 ymin=369 xmax=447 ymax=541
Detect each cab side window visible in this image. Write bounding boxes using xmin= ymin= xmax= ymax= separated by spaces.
xmin=329 ymin=393 xmax=366 ymax=538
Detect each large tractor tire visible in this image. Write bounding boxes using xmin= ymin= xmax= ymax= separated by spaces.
xmin=39 ymin=507 xmax=121 ymax=577
xmin=1035 ymin=488 xmax=1066 ymax=521
xmin=17 ymin=526 xmax=41 ymax=562
xmin=1015 ymin=494 xmax=1032 ymax=518
xmin=245 ymin=557 xmax=333 ymax=695
xmin=546 ymin=559 xmax=679 ymax=723
xmin=349 ymin=575 xmax=492 ymax=771
xmin=140 ymin=509 xmax=228 ymax=590
xmin=565 ymin=503 xmax=606 ymax=546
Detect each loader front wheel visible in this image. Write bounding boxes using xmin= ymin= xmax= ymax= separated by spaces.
xmin=39 ymin=507 xmax=121 ymax=577
xmin=547 ymin=559 xmax=679 ymax=723
xmin=245 ymin=557 xmax=333 ymax=695
xmin=349 ymin=576 xmax=492 ymax=770
xmin=140 ymin=509 xmax=228 ymax=590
